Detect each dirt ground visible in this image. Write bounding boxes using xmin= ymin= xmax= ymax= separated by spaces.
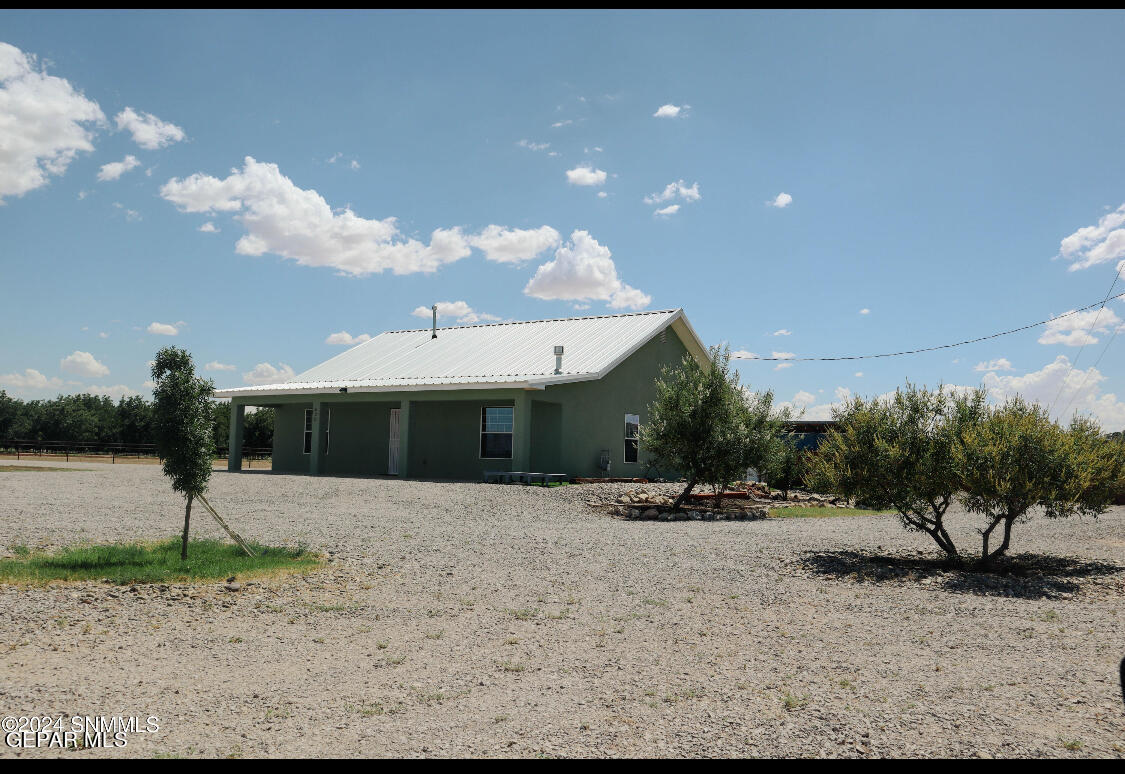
xmin=0 ymin=459 xmax=1122 ymax=758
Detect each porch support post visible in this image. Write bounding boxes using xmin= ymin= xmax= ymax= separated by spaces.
xmin=227 ymin=402 xmax=245 ymax=472
xmin=309 ymin=400 xmax=323 ymax=475
xmin=512 ymin=391 xmax=532 ymax=472
xmin=397 ymin=399 xmax=411 ymax=478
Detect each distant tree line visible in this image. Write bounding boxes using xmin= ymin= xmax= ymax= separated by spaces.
xmin=0 ymin=390 xmax=273 ymax=449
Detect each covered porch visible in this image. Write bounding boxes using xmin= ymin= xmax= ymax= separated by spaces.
xmin=226 ymin=388 xmax=563 ymax=480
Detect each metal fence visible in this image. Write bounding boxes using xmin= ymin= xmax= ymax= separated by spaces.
xmin=0 ymin=439 xmax=273 ymax=466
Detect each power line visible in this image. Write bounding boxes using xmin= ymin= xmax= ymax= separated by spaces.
xmin=732 ymin=290 xmax=1125 ymax=362
xmin=1049 ymin=264 xmax=1123 ymax=415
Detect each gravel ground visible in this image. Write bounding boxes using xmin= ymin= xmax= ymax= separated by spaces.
xmin=1 ymin=459 xmax=1123 ymax=758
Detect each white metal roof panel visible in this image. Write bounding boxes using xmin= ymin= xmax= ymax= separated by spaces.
xmin=216 ymin=308 xmax=704 ymax=398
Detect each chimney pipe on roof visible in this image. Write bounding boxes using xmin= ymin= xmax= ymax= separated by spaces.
xmin=554 ymin=345 xmax=564 ymax=374
xmin=432 ymin=304 xmax=438 ymax=339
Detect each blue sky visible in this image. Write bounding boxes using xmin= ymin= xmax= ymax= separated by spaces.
xmin=2 ymin=10 xmax=1124 ymax=429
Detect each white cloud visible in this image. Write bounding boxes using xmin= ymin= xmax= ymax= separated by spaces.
xmin=349 ymin=159 xmax=360 ymax=170
xmin=113 ymin=202 xmax=140 ymax=221
xmin=653 ymin=204 xmax=680 ymax=217
xmin=653 ymin=104 xmax=688 ymax=118
xmin=59 ymin=350 xmax=109 ymax=378
xmin=161 ymin=157 xmax=475 ymax=277
xmin=774 ymin=363 xmax=793 ymax=371
xmin=114 ymin=106 xmax=185 ymax=149
xmin=1038 ymin=308 xmax=1122 ymax=347
xmin=0 ymin=42 xmax=105 ymax=203
xmin=1057 ymin=204 xmax=1125 ymax=272
xmin=982 ymin=355 xmax=1125 ymax=430
xmin=467 ymin=225 xmax=560 ymax=264
xmin=204 ymin=361 xmax=236 ymax=371
xmin=767 ymin=192 xmax=793 ymax=208
xmin=644 ymin=180 xmax=701 ymax=205
xmin=97 ymin=154 xmax=141 ymax=182
xmin=772 ymin=329 xmax=792 ymax=336
xmin=0 ymin=368 xmax=63 ymax=391
xmin=973 ymin=358 xmax=1014 ymax=372
xmin=517 ymin=139 xmax=550 ymax=151
xmin=551 ymin=119 xmax=573 ymax=128
xmin=854 ymin=372 xmax=864 ymax=378
xmin=565 ymin=165 xmax=607 ymax=187
xmin=859 ymin=308 xmax=870 ymax=315
xmin=324 ymin=331 xmax=372 ymax=346
xmin=731 ymin=350 xmax=758 ymax=359
xmin=597 ymin=191 xmax=607 ymax=198
xmin=97 ymin=331 xmax=108 ymax=339
xmin=411 ymin=301 xmax=499 ymax=325
xmin=147 ymin=321 xmax=182 ymax=336
xmin=243 ymin=362 xmax=295 ymax=386
xmin=198 ymin=221 xmax=219 ymax=233
xmin=772 ymin=351 xmax=796 ymax=359
xmin=524 ymin=230 xmax=651 ymax=311
xmin=84 ymin=384 xmax=140 ymax=400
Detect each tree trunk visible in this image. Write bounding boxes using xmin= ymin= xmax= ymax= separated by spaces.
xmin=673 ymin=478 xmax=697 ymax=511
xmin=181 ymin=494 xmax=192 ymax=560
xmin=982 ymin=516 xmax=1015 ymax=566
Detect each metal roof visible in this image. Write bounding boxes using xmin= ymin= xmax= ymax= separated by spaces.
xmin=215 ymin=308 xmax=706 ymax=398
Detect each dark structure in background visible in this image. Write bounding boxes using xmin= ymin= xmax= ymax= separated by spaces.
xmin=786 ymin=419 xmax=837 ymax=451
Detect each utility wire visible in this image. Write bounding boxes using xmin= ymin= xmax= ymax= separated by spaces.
xmin=732 ymin=290 xmax=1125 ymax=361
xmin=1048 ymin=264 xmax=1123 ymax=415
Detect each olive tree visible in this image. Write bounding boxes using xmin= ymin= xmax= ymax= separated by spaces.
xmin=807 ymin=384 xmax=986 ymax=560
xmin=151 ymin=347 xmax=216 ymax=560
xmin=640 ymin=345 xmax=788 ymax=511
xmin=954 ymin=397 xmax=1125 ymax=565
xmin=761 ymin=432 xmax=808 ymax=499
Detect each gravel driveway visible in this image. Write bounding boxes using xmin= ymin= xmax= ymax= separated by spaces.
xmin=1 ymin=460 xmax=1123 ymax=758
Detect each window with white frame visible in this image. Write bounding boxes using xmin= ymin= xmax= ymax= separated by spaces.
xmin=624 ymin=412 xmax=640 ymax=463
xmin=303 ymin=408 xmax=313 ymax=454
xmin=480 ymin=406 xmax=514 ymax=459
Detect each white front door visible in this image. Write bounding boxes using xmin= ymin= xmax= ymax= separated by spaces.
xmin=388 ymin=408 xmax=400 ymax=475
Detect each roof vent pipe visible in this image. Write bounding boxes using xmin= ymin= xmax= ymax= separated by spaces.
xmin=432 ymin=304 xmax=438 ymax=339
xmin=554 ymin=345 xmax=564 ymax=374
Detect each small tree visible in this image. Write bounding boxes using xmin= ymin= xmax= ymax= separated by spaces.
xmin=807 ymin=384 xmax=985 ymax=560
xmin=640 ymin=345 xmax=787 ymax=511
xmin=954 ymin=398 xmax=1125 ymax=565
xmin=761 ymin=433 xmax=807 ymax=499
xmin=151 ymin=347 xmax=216 ymax=560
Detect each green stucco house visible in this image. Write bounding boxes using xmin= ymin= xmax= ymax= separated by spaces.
xmin=216 ymin=308 xmax=707 ymax=480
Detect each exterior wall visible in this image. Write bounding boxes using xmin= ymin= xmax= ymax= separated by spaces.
xmin=244 ymin=326 xmax=690 ymax=480
xmin=541 ymin=330 xmax=688 ymax=478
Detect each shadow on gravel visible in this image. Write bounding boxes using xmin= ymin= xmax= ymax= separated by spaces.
xmin=800 ymin=550 xmax=1123 ymax=599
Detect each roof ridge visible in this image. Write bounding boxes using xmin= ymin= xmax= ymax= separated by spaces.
xmin=383 ymin=308 xmax=680 ymax=335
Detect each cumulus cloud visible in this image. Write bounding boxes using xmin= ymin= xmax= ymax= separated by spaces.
xmin=84 ymin=384 xmax=140 ymax=400
xmin=772 ymin=351 xmax=796 ymax=360
xmin=565 ymin=165 xmax=607 ymax=186
xmin=731 ymin=350 xmax=758 ymax=359
xmin=0 ymin=368 xmax=63 ymax=391
xmin=204 ymin=361 xmax=236 ymax=371
xmin=97 ymin=154 xmax=141 ymax=182
xmin=1038 ymin=308 xmax=1122 ymax=347
xmin=0 ymin=42 xmax=105 ymax=203
xmin=653 ymin=104 xmax=688 ymax=118
xmin=161 ymin=157 xmax=481 ymax=277
xmin=773 ymin=329 xmax=792 ymax=336
xmin=774 ymin=363 xmax=793 ymax=371
xmin=643 ymin=180 xmax=701 ymax=206
xmin=411 ymin=301 xmax=499 ymax=325
xmin=59 ymin=350 xmax=109 ymax=378
xmin=859 ymin=308 xmax=870 ymax=315
xmin=114 ymin=106 xmax=185 ymax=149
xmin=1057 ymin=204 xmax=1125 ymax=272
xmin=147 ymin=321 xmax=182 ymax=336
xmin=517 ymin=139 xmax=550 ymax=151
xmin=982 ymin=355 xmax=1125 ymax=429
xmin=524 ymin=230 xmax=651 ymax=310
xmin=653 ymin=204 xmax=680 ymax=217
xmin=767 ymin=192 xmax=793 ymax=208
xmin=854 ymin=372 xmax=864 ymax=377
xmin=974 ymin=358 xmax=1014 ymax=372
xmin=198 ymin=221 xmax=219 ymax=233
xmin=467 ymin=225 xmax=560 ymax=264
xmin=324 ymin=331 xmax=372 ymax=346
xmin=243 ymin=362 xmax=296 ymax=386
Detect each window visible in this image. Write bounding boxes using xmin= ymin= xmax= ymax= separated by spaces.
xmin=303 ymin=408 xmax=313 ymax=454
xmin=481 ymin=406 xmax=514 ymax=459
xmin=624 ymin=413 xmax=640 ymax=463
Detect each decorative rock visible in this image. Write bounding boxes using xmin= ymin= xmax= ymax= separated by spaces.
xmin=224 ymin=582 xmax=242 ymax=592
xmin=642 ymin=508 xmax=659 ymax=520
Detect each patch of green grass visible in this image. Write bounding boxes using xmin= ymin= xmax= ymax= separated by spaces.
xmin=769 ymin=506 xmax=891 ymax=519
xmin=0 ymin=538 xmax=323 ymax=586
